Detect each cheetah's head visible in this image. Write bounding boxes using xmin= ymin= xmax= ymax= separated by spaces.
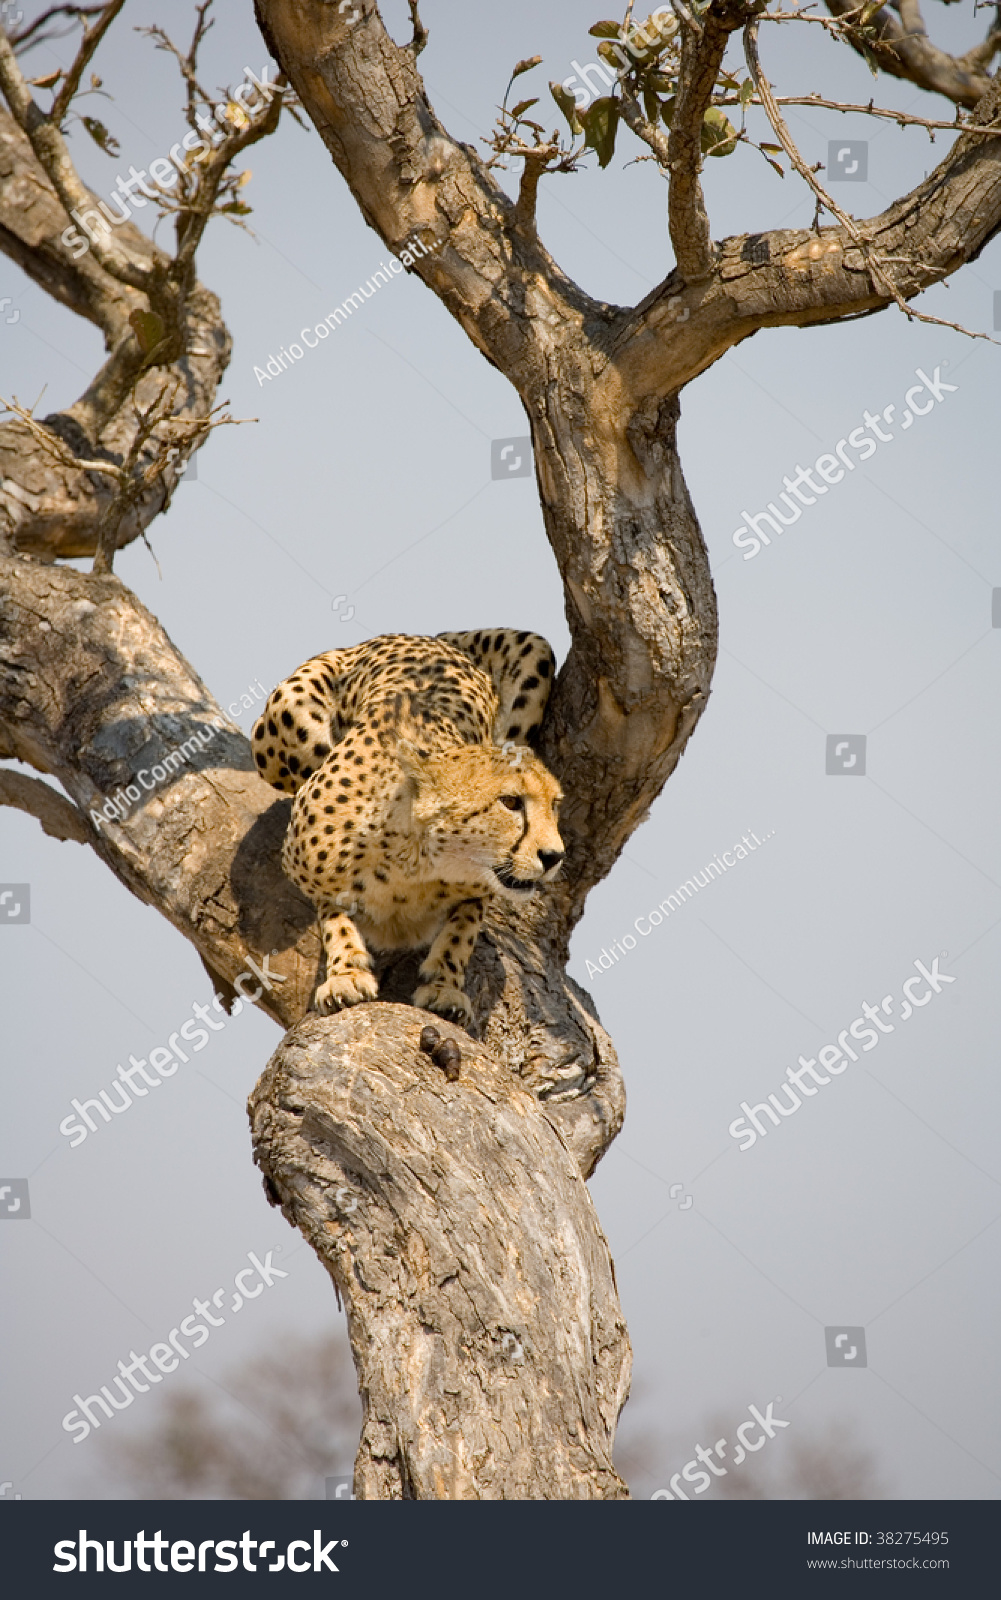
xmin=393 ymin=739 xmax=564 ymax=896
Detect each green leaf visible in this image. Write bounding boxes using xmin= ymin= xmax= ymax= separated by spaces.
xmin=549 ymin=80 xmax=583 ymax=135
xmin=643 ymin=86 xmax=661 ymax=125
xmin=660 ymin=95 xmax=676 ymax=129
xmin=860 ymin=41 xmax=880 ymax=77
xmin=129 ymin=310 xmax=165 ymax=353
xmin=645 ymin=71 xmax=674 ymax=91
xmin=511 ymin=56 xmax=542 ymax=80
xmin=759 ymin=141 xmax=783 ymax=155
xmin=510 ymin=98 xmax=539 ymax=119
xmin=580 ymin=95 xmax=619 ymax=168
xmin=701 ymin=105 xmax=738 ymax=157
xmin=219 ymin=201 xmax=253 ymax=215
xmin=80 ymin=116 xmax=120 ymax=157
xmin=739 ymin=77 xmax=754 ymax=106
xmin=588 ymin=20 xmax=622 ymax=37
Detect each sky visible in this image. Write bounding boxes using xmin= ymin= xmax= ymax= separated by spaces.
xmin=1 ymin=0 xmax=998 ymax=1502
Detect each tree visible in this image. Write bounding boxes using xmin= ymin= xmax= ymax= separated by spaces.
xmin=615 ymin=1393 xmax=887 ymax=1499
xmin=2 ymin=0 xmax=998 ymax=1499
xmin=100 ymin=1334 xmax=882 ymax=1502
xmin=100 ymin=1331 xmax=361 ymax=1500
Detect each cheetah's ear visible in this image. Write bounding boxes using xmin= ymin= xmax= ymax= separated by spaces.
xmin=386 ymin=694 xmax=446 ymax=823
xmin=393 ymin=739 xmax=441 ymax=821
xmin=393 ymin=735 xmax=425 ymax=777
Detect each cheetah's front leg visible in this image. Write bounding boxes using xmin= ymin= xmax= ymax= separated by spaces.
xmin=412 ymin=897 xmax=484 ymax=1026
xmin=314 ymin=903 xmax=379 ymax=1012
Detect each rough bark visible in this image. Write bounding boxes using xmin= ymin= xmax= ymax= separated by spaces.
xmin=0 ymin=555 xmax=318 ymax=1021
xmin=249 ymin=1006 xmax=630 ymax=1499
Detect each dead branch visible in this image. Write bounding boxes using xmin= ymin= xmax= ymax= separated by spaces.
xmin=0 ymin=767 xmax=91 ymax=841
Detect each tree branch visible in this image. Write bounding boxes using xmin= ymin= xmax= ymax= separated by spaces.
xmin=719 ymin=88 xmax=983 ymax=136
xmin=957 ymin=9 xmax=1001 ymax=74
xmin=407 ymin=0 xmax=427 ymax=57
xmin=4 ymin=5 xmax=107 ymax=56
xmin=0 ymin=766 xmax=91 ymax=841
xmin=0 ymin=24 xmax=151 ymax=288
xmin=0 ymin=0 xmax=290 ymax=566
xmin=744 ymin=17 xmax=991 ymax=340
xmin=823 ymin=0 xmax=996 ymax=108
xmin=666 ymin=5 xmax=736 ymax=279
xmin=0 ymin=554 xmax=320 ymax=1023
xmin=49 ymin=0 xmax=125 ymax=126
xmin=619 ymin=87 xmax=672 ymax=168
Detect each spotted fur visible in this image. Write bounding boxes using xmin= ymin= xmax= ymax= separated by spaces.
xmin=252 ymin=631 xmax=562 ymax=1023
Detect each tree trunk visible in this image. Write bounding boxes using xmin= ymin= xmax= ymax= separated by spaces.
xmin=249 ymin=1006 xmax=631 ymax=1500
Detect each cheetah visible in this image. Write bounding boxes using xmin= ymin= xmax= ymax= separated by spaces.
xmin=252 ymin=630 xmax=563 ymax=1024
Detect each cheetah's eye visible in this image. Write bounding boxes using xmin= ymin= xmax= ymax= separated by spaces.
xmin=499 ymin=794 xmax=523 ymax=811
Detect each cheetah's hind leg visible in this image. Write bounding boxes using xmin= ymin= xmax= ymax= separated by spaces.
xmin=437 ymin=629 xmax=555 ymax=745
xmin=250 ymin=650 xmax=349 ymax=794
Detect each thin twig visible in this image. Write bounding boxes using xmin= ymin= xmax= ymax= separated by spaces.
xmin=718 ymin=90 xmax=989 ymax=138
xmin=1 ymin=387 xmax=247 ymax=573
xmin=138 ymin=0 xmax=215 ymax=135
xmin=50 ymin=0 xmax=124 ymax=124
xmin=408 ymin=0 xmax=427 ymax=56
xmin=0 ymin=392 xmax=122 ymax=478
xmin=4 ymin=3 xmax=105 ymax=55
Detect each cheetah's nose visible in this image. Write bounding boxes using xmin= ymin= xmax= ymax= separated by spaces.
xmin=538 ymin=850 xmax=564 ymax=875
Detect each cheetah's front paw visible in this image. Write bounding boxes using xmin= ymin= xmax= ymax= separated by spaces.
xmin=413 ymin=980 xmax=472 ymax=1026
xmin=314 ymin=970 xmax=379 ymax=1013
